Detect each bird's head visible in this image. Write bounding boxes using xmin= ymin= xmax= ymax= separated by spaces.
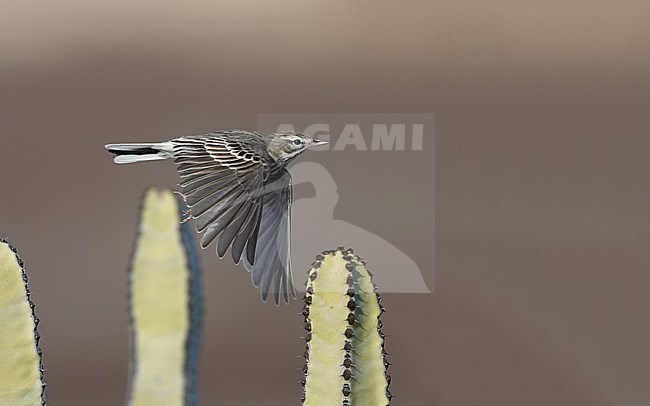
xmin=266 ymin=131 xmax=329 ymax=165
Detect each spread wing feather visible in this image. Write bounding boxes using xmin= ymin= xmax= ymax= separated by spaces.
xmin=244 ymin=170 xmax=295 ymax=304
xmin=172 ymin=132 xmax=294 ymax=304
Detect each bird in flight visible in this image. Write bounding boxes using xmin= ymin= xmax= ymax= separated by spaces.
xmin=106 ymin=129 xmax=328 ymax=305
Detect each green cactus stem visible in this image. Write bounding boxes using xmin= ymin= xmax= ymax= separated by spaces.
xmin=302 ymin=248 xmax=391 ymax=406
xmin=127 ymin=188 xmax=202 ymax=406
xmin=0 ymin=239 xmax=46 ymax=405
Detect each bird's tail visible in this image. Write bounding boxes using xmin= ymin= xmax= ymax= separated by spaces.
xmin=105 ymin=141 xmax=174 ymax=164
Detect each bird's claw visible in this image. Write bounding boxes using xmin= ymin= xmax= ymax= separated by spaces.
xmin=181 ymin=209 xmax=192 ymax=224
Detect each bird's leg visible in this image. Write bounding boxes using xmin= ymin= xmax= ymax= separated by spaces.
xmin=181 ymin=209 xmax=192 ymax=224
xmin=173 ymin=190 xmax=192 ymax=224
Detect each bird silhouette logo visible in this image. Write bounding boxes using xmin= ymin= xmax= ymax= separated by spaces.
xmin=290 ymin=162 xmax=431 ymax=293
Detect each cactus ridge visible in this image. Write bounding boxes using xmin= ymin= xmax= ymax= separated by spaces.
xmin=0 ymin=238 xmax=47 ymax=405
xmin=302 ymin=248 xmax=391 ymax=406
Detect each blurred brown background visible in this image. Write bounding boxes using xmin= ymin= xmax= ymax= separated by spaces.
xmin=1 ymin=1 xmax=650 ymax=405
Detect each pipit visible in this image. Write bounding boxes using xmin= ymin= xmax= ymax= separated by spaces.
xmin=106 ymin=129 xmax=328 ymax=304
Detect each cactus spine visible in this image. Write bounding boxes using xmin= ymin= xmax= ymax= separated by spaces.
xmin=127 ymin=188 xmax=202 ymax=406
xmin=0 ymin=239 xmax=46 ymax=405
xmin=302 ymin=248 xmax=391 ymax=406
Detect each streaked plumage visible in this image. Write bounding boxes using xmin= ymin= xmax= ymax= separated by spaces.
xmin=106 ymin=129 xmax=328 ymax=304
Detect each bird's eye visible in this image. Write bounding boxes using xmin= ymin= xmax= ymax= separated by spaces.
xmin=293 ymin=139 xmax=303 ymax=146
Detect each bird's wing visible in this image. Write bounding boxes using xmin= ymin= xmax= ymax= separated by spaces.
xmin=173 ymin=133 xmax=268 ymax=260
xmin=243 ymin=169 xmax=296 ymax=305
xmin=172 ymin=133 xmax=295 ymax=304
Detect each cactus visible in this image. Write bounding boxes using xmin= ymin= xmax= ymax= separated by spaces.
xmin=0 ymin=239 xmax=46 ymax=405
xmin=302 ymin=248 xmax=391 ymax=406
xmin=127 ymin=188 xmax=202 ymax=406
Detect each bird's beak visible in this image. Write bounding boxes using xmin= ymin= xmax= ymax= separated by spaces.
xmin=310 ymin=139 xmax=329 ymax=148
